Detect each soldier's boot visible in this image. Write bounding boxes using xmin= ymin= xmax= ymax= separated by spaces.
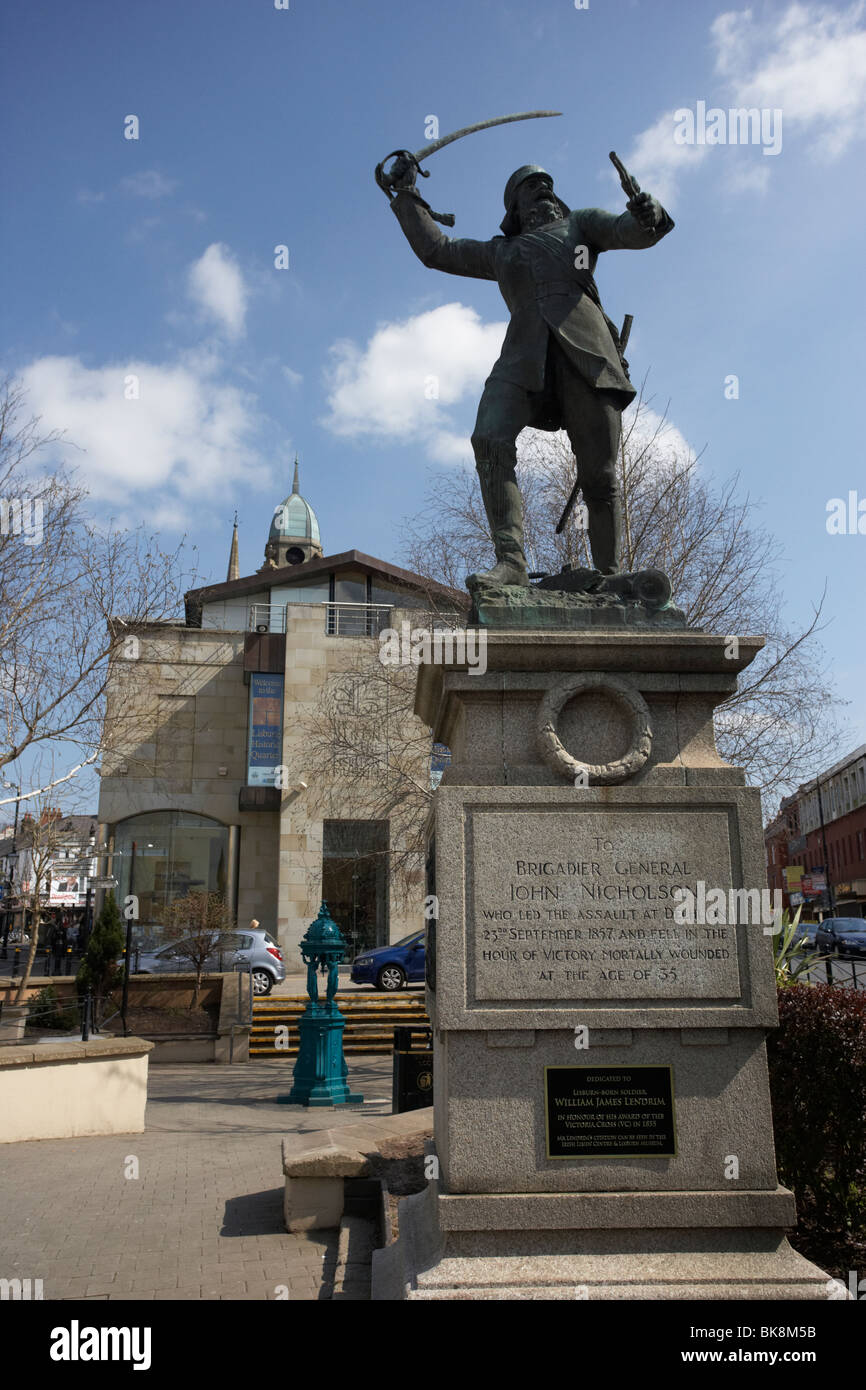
xmin=467 ymin=453 xmax=529 ymax=588
xmin=584 ymin=486 xmax=624 ymax=576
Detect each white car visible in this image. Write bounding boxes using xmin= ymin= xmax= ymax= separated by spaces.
xmin=130 ymin=928 xmax=285 ymax=996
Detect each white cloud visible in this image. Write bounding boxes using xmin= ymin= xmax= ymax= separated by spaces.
xmin=619 ymin=112 xmax=710 ymax=208
xmin=282 ymin=366 xmax=303 ymax=388
xmin=120 ymin=170 xmax=178 ymax=199
xmin=426 ymin=430 xmax=475 ymax=466
xmin=322 ymin=303 xmax=505 ymax=462
xmin=187 ymin=243 xmax=248 ymax=340
xmin=725 ymin=161 xmax=773 ymax=194
xmin=76 ymin=189 xmax=105 ymax=204
xmin=621 ymin=404 xmax=697 ymax=471
xmin=627 ymin=1 xmax=866 ymax=200
xmin=712 ymin=2 xmax=866 ymax=159
xmin=15 ymin=354 xmax=269 ymax=520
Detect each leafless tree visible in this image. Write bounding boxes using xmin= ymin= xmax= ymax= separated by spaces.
xmin=10 ymin=785 xmax=93 ymax=1002
xmin=0 ymin=376 xmax=195 ymax=779
xmin=163 ymin=890 xmax=235 ymax=1006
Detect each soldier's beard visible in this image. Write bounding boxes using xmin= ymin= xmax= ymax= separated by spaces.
xmin=521 ymin=198 xmax=563 ymax=230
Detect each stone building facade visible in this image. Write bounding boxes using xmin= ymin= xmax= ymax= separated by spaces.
xmin=764 ymin=743 xmax=866 ymax=919
xmin=763 ymin=794 xmax=800 ymax=915
xmin=96 ymin=467 xmax=462 ymax=969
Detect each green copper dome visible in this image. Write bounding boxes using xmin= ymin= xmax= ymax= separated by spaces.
xmin=269 ymin=459 xmax=321 ymax=545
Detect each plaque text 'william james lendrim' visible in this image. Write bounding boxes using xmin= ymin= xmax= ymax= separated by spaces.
xmin=470 ymin=810 xmax=741 ymax=1001
xmin=544 ymin=1066 xmax=678 ymax=1158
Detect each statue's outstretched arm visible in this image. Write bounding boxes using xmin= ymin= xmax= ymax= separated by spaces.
xmin=579 ymin=199 xmax=675 ymax=253
xmin=390 ymin=189 xmax=499 ymax=281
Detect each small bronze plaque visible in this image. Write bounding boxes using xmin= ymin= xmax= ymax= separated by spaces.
xmin=544 ymin=1065 xmax=676 ymax=1159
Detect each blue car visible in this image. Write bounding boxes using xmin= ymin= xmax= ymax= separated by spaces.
xmin=815 ymin=917 xmax=866 ymax=960
xmin=350 ymin=930 xmax=425 ymax=991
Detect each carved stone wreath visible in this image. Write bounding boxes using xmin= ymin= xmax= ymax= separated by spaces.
xmin=536 ymin=673 xmax=653 ymax=784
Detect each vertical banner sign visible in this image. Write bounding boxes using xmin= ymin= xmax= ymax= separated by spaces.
xmin=247 ymin=673 xmax=284 ymax=786
xmin=783 ymin=865 xmax=804 ymax=892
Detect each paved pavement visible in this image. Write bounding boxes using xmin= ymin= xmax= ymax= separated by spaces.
xmin=0 ymin=1056 xmax=393 ymax=1301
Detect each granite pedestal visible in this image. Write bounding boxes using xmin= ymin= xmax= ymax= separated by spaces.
xmin=372 ymin=629 xmax=833 ymax=1299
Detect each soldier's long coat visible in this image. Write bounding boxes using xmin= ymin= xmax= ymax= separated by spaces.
xmin=391 ymin=190 xmax=674 ymax=422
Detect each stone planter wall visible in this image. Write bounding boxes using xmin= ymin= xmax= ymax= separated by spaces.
xmin=0 ymin=1036 xmax=154 ymax=1142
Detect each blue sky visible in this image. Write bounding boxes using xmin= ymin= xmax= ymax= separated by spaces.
xmin=2 ymin=0 xmax=865 ymax=775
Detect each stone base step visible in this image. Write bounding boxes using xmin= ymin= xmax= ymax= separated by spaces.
xmin=372 ymin=1186 xmax=840 ymax=1302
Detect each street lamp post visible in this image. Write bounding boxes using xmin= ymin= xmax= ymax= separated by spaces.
xmin=815 ymin=774 xmax=837 ymax=918
xmin=82 ymin=879 xmax=93 ymax=954
xmin=77 ymin=827 xmax=97 ymax=956
xmin=351 ymin=849 xmax=359 ymax=961
xmin=1 ymin=783 xmax=22 ymax=960
xmin=120 ymin=840 xmax=136 ymax=1037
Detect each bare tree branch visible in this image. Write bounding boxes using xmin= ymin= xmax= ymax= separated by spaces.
xmin=0 ymin=377 xmax=197 ymax=773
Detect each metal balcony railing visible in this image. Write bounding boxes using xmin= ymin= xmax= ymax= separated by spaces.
xmin=249 ymin=601 xmax=395 ymax=637
xmin=249 ymin=601 xmax=471 ymax=639
xmin=325 ymin=602 xmax=393 ymax=637
xmin=249 ymin=604 xmax=287 ymax=634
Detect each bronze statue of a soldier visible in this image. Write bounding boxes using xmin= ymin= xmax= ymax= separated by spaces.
xmin=382 ymin=145 xmax=674 ymax=589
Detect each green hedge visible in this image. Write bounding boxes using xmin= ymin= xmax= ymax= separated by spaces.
xmin=25 ymin=983 xmax=78 ymax=1032
xmin=767 ymin=984 xmax=866 ymax=1232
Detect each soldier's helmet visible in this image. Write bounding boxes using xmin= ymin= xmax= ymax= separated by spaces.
xmin=500 ymin=166 xmax=570 ymax=236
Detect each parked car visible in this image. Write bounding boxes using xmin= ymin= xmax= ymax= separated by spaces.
xmin=815 ymin=917 xmax=866 ymax=960
xmin=792 ymin=920 xmax=819 ymax=950
xmin=350 ymin=930 xmax=425 ymax=991
xmin=132 ymin=928 xmax=285 ymax=995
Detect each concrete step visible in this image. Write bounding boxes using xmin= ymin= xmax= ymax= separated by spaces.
xmin=250 ymin=1017 xmax=414 ymax=1026
xmin=255 ymin=1002 xmax=425 ymax=1011
xmin=253 ymin=1012 xmax=428 ymax=1023
xmin=250 ymin=992 xmax=430 ymax=1057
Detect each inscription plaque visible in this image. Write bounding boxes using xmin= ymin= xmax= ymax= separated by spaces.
xmin=469 ymin=809 xmax=741 ymax=1001
xmin=545 ymin=1065 xmax=677 ymax=1158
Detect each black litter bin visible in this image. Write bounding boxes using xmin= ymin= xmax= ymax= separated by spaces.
xmin=392 ymin=1026 xmax=434 ymax=1113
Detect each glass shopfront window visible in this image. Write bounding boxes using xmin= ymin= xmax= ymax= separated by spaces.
xmin=112 ymin=811 xmax=229 ymax=948
xmin=321 ymin=819 xmax=389 ymax=956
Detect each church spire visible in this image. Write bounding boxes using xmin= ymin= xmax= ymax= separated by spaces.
xmin=291 ymin=456 xmax=300 ymax=495
xmin=227 ymin=514 xmax=240 ymax=581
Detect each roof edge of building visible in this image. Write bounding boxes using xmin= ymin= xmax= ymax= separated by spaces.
xmin=183 ymin=549 xmax=468 ymax=627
